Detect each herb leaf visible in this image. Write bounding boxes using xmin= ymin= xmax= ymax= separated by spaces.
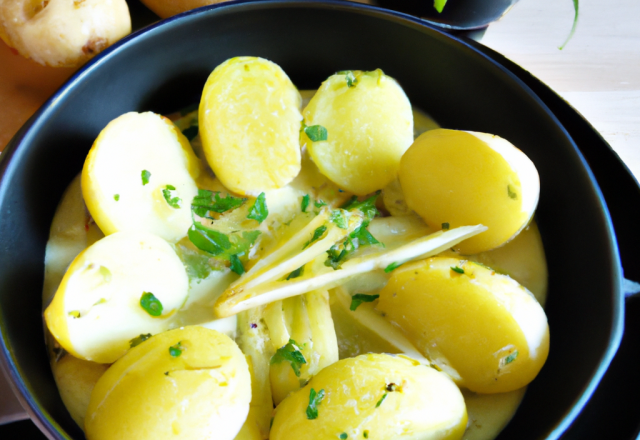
xmin=229 ymin=254 xmax=245 ymax=275
xmin=163 ymin=185 xmax=182 ymax=208
xmin=306 ymin=388 xmax=326 ymax=420
xmin=68 ymin=311 xmax=80 ymax=318
xmin=384 ymin=262 xmax=402 ymax=273
xmin=434 ymin=0 xmax=447 ymax=13
xmin=324 ymin=237 xmax=355 ymax=270
xmin=141 ymin=170 xmax=151 ymax=186
xmin=271 ymin=339 xmax=307 ymax=377
xmin=301 ymin=194 xmax=310 ymax=212
xmin=376 ymin=392 xmax=388 ymax=408
xmin=350 ymin=225 xmax=380 ymax=246
xmin=451 ymin=266 xmax=465 ymax=274
xmin=340 ymin=433 xmax=348 ymax=440
xmin=247 ymin=192 xmax=268 ymax=223
xmin=188 ymin=223 xmax=232 ymax=256
xmin=502 ymin=350 xmax=519 ymax=366
xmin=442 ymin=222 xmax=450 ymax=230
xmin=341 ymin=192 xmax=380 ymax=227
xmin=329 ymin=210 xmax=347 ymax=229
xmin=169 ymin=342 xmax=183 ymax=357
xmin=305 ymin=125 xmax=328 ymax=142
xmin=350 ymin=293 xmax=380 ymax=311
xmin=140 ymin=292 xmax=163 ymax=317
xmin=507 ymin=185 xmax=518 ymax=200
xmin=191 ymin=189 xmax=247 ymax=218
xmin=129 ymin=333 xmax=152 ymax=348
xmin=114 ymin=194 xmax=120 ymax=201
xmin=303 ymin=225 xmax=328 ymax=249
xmin=286 ymin=266 xmax=305 ymax=280
xmin=559 ymin=0 xmax=579 ymax=50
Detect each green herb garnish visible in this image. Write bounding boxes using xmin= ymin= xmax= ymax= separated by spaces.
xmin=314 ymin=200 xmax=327 ymax=209
xmin=191 ymin=189 xmax=247 ymax=218
xmin=330 ymin=210 xmax=347 ymax=229
xmin=287 ymin=266 xmax=305 ymax=280
xmin=163 ymin=185 xmax=182 ymax=208
xmin=169 ymin=342 xmax=183 ymax=357
xmin=247 ymin=192 xmax=268 ymax=223
xmin=129 ymin=333 xmax=152 ymax=348
xmin=350 ymin=226 xmax=380 ymax=246
xmin=140 ymin=292 xmax=163 ymax=317
xmin=338 ymin=70 xmax=358 ymax=88
xmin=340 ymin=434 xmax=348 ymax=440
xmin=451 ymin=266 xmax=465 ymax=274
xmin=384 ymin=262 xmax=402 ymax=273
xmin=306 ymin=388 xmax=325 ymax=419
xmin=305 ymin=125 xmax=328 ymax=142
xmin=114 ymin=194 xmax=120 ymax=201
xmin=68 ymin=311 xmax=80 ymax=318
xmin=507 ymin=185 xmax=518 ymax=200
xmin=301 ymin=194 xmax=310 ymax=212
xmin=350 ymin=293 xmax=380 ymax=311
xmin=502 ymin=350 xmax=519 ymax=365
xmin=229 ymin=254 xmax=245 ymax=275
xmin=324 ymin=238 xmax=355 ymax=270
xmin=303 ymin=225 xmax=328 ymax=249
xmin=442 ymin=222 xmax=450 ymax=230
xmin=341 ymin=192 xmax=380 ymax=226
xmin=559 ymin=0 xmax=579 ymax=50
xmin=376 ymin=393 xmax=388 ymax=408
xmin=188 ymin=223 xmax=232 ymax=256
xmin=363 ymin=431 xmax=369 ymax=439
xmin=182 ymin=125 xmax=199 ymax=142
xmin=271 ymin=339 xmax=307 ymax=377
xmin=141 ymin=170 xmax=151 ymax=185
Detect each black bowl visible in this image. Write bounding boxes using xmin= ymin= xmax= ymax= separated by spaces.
xmin=0 ymin=1 xmax=623 ymax=439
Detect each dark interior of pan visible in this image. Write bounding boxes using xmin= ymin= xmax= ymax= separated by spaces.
xmin=0 ymin=1 xmax=622 ymax=439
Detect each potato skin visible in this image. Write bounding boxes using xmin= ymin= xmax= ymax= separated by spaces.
xmin=271 ymin=353 xmax=467 ymax=440
xmin=85 ymin=326 xmax=251 ymax=440
xmin=302 ymin=69 xmax=413 ymax=195
xmin=0 ymin=0 xmax=131 ymax=67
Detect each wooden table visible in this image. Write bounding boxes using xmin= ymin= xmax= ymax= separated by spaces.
xmin=1 ymin=0 xmax=639 ymax=430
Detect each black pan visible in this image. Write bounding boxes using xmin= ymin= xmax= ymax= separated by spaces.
xmin=0 ymin=1 xmax=624 ymax=439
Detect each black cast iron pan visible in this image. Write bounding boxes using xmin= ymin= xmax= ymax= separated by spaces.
xmin=0 ymin=1 xmax=624 ymax=439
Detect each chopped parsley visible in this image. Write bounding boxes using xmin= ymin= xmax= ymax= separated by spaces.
xmin=286 ymin=266 xmax=305 ymax=280
xmin=341 ymin=70 xmax=358 ymax=88
xmin=229 ymin=254 xmax=245 ymax=275
xmin=141 ymin=170 xmax=151 ymax=186
xmin=68 ymin=311 xmax=80 ymax=319
xmin=163 ymin=185 xmax=182 ymax=208
xmin=305 ymin=125 xmax=328 ymax=142
xmin=341 ymin=192 xmax=380 ymax=226
xmin=329 ymin=210 xmax=347 ymax=229
xmin=247 ymin=192 xmax=268 ymax=223
xmin=502 ymin=350 xmax=519 ymax=366
xmin=350 ymin=225 xmax=380 ymax=246
xmin=324 ymin=238 xmax=354 ymax=270
xmin=507 ymin=184 xmax=518 ymax=199
xmin=442 ymin=222 xmax=450 ymax=230
xmin=271 ymin=339 xmax=307 ymax=377
xmin=182 ymin=125 xmax=199 ymax=141
xmin=191 ymin=189 xmax=247 ymax=218
xmin=301 ymin=194 xmax=310 ymax=212
xmin=188 ymin=223 xmax=261 ymax=260
xmin=129 ymin=333 xmax=152 ymax=348
xmin=306 ymin=388 xmax=325 ymax=420
xmin=363 ymin=431 xmax=369 ymax=439
xmin=434 ymin=0 xmax=447 ymax=13
xmin=114 ymin=194 xmax=120 ymax=201
xmin=314 ymin=200 xmax=327 ymax=209
xmin=140 ymin=292 xmax=163 ymax=317
xmin=384 ymin=262 xmax=402 ymax=273
xmin=169 ymin=342 xmax=183 ymax=357
xmin=376 ymin=393 xmax=388 ymax=408
xmin=451 ymin=266 xmax=465 ymax=274
xmin=350 ymin=293 xmax=380 ymax=311
xmin=303 ymin=225 xmax=328 ymax=249
xmin=340 ymin=434 xmax=348 ymax=440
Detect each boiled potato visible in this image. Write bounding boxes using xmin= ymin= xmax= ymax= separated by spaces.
xmin=45 ymin=231 xmax=189 ymax=364
xmin=462 ymin=388 xmax=526 ymax=440
xmin=399 ymin=129 xmax=539 ymax=254
xmin=51 ymin=355 xmax=109 ymax=428
xmin=200 ymin=57 xmax=302 ymax=196
xmin=82 ymin=112 xmax=200 ymax=243
xmin=378 ymin=257 xmax=549 ymax=394
xmin=271 ymin=353 xmax=467 ymax=440
xmin=302 ymin=69 xmax=413 ymax=195
xmin=0 ymin=0 xmax=131 ymax=67
xmin=85 ymin=326 xmax=251 ymax=440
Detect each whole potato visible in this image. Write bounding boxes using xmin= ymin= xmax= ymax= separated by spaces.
xmin=0 ymin=0 xmax=131 ymax=67
xmin=302 ymin=69 xmax=413 ymax=195
xmin=139 ymin=0 xmax=230 ymax=19
xmin=271 ymin=353 xmax=467 ymax=440
xmin=85 ymin=326 xmax=251 ymax=440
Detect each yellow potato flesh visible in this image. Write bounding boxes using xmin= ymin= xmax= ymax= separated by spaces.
xmin=462 ymin=388 xmax=526 ymax=440
xmin=378 ymin=257 xmax=549 ymax=394
xmin=303 ymin=70 xmax=413 ymax=195
xmin=85 ymin=326 xmax=251 ymax=440
xmin=82 ymin=112 xmax=200 ymax=243
xmin=271 ymin=353 xmax=467 ymax=440
xmin=200 ymin=57 xmax=302 ymax=195
xmin=399 ymin=129 xmax=538 ymax=254
xmin=44 ymin=231 xmax=189 ymax=364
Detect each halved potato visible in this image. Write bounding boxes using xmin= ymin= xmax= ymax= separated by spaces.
xmin=378 ymin=257 xmax=549 ymax=394
xmin=85 ymin=326 xmax=251 ymax=440
xmin=302 ymin=69 xmax=413 ymax=195
xmin=82 ymin=112 xmax=200 ymax=243
xmin=44 ymin=231 xmax=189 ymax=364
xmin=399 ymin=129 xmax=539 ymax=254
xmin=199 ymin=57 xmax=302 ymax=195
